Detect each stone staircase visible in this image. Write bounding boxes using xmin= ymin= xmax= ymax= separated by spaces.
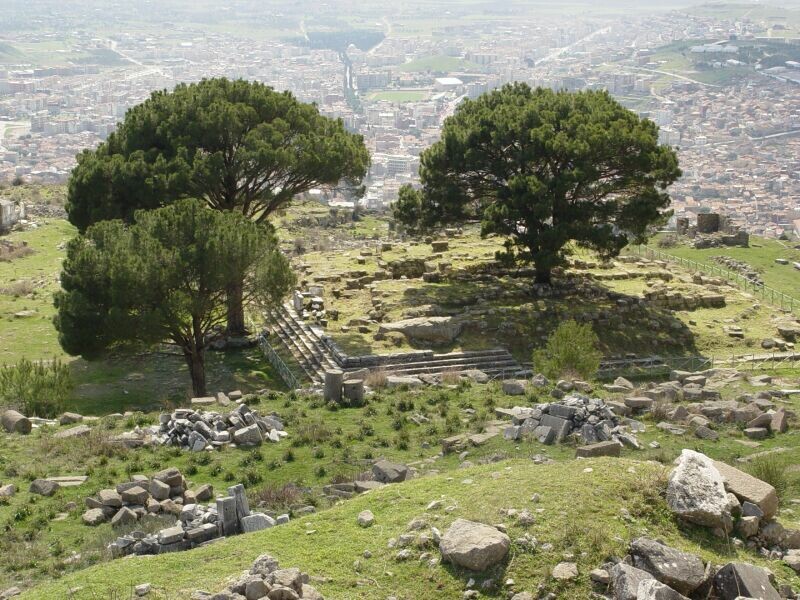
xmin=268 ymin=305 xmax=339 ymax=384
xmin=366 ymin=348 xmax=523 ymax=379
xmin=266 ymin=304 xmax=525 ymax=386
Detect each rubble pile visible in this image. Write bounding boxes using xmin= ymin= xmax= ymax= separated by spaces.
xmin=713 ymin=255 xmax=763 ymax=286
xmin=192 ymin=553 xmax=323 ymax=600
xmin=114 ymin=403 xmax=287 ymax=451
xmin=498 ymin=394 xmax=641 ymax=449
xmin=83 ymin=468 xmax=290 ymax=559
xmin=592 ymin=536 xmax=793 ymax=600
xmin=668 ymin=450 xmax=800 ymax=555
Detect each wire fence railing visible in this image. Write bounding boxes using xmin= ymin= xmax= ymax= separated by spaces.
xmin=597 ymin=352 xmax=800 ymax=379
xmin=627 ymin=245 xmax=800 ymax=316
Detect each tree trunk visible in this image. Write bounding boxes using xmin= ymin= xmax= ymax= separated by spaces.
xmin=225 ymin=279 xmax=247 ymax=336
xmin=184 ymin=348 xmax=207 ymax=397
xmin=534 ymin=265 xmax=552 ymax=285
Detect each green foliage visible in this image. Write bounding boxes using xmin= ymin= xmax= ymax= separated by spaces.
xmin=0 ymin=358 xmax=73 ymax=417
xmin=533 ymin=319 xmax=601 ymax=380
xmin=395 ymin=84 xmax=681 ymax=283
xmin=66 ymin=78 xmax=366 ymax=333
xmin=746 ymin=454 xmax=789 ymax=498
xmin=54 ymin=199 xmax=294 ymax=395
xmin=66 ymin=77 xmax=370 ymax=232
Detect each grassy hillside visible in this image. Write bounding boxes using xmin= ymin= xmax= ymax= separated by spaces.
xmin=4 ymin=375 xmax=800 ymax=595
xmin=0 ymin=193 xmax=283 ymax=414
xmin=18 ymin=457 xmax=800 ymax=600
xmin=647 ymin=233 xmax=800 ymax=298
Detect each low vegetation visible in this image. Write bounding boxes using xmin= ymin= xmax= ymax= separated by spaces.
xmin=0 ymin=358 xmax=73 ymax=417
xmin=533 ymin=319 xmax=601 ymax=380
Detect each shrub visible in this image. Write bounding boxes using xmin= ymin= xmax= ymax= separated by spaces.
xmin=746 ymin=455 xmax=789 ymax=498
xmin=250 ymin=482 xmax=302 ymax=511
xmin=0 ymin=358 xmax=73 ymax=417
xmin=657 ymin=234 xmax=678 ymax=248
xmin=532 ymin=320 xmax=601 ymax=380
xmin=365 ymin=369 xmax=388 ymax=388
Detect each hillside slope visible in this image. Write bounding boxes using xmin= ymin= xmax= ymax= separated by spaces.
xmin=20 ymin=457 xmax=800 ymax=599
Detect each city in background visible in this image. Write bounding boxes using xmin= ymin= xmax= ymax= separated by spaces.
xmin=2 ymin=0 xmax=800 ymax=238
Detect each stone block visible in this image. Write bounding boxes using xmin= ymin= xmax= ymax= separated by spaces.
xmin=575 ymin=441 xmax=621 ymax=458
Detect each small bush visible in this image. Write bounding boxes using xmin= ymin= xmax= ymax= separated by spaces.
xmin=532 ymin=320 xmax=601 ymax=380
xmin=251 ymin=482 xmax=302 ymax=511
xmin=657 ymin=234 xmax=678 ymax=248
xmin=746 ymin=455 xmax=789 ymax=498
xmin=0 ymin=358 xmax=73 ymax=417
xmin=365 ymin=369 xmax=388 ymax=388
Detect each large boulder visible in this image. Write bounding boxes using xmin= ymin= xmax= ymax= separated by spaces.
xmin=378 ymin=317 xmax=463 ymax=345
xmin=29 ymin=479 xmax=59 ymax=497
xmin=636 ymin=580 xmax=690 ymax=600
xmin=439 ymin=518 xmax=511 ymax=571
xmin=666 ymin=450 xmax=731 ymax=531
xmin=611 ymin=563 xmax=655 ymax=600
xmin=629 ymin=538 xmax=705 ymax=595
xmin=1 ymin=410 xmax=31 ymax=434
xmin=712 ymin=460 xmax=779 ymax=520
xmin=713 ymin=562 xmax=780 ymax=600
xmin=371 ymin=459 xmax=409 ymax=484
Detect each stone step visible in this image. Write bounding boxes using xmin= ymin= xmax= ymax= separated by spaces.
xmin=269 ymin=317 xmax=327 ymax=382
xmin=265 ymin=305 xmax=525 ymax=385
xmin=388 ymin=361 xmax=521 ymax=377
xmin=271 ymin=327 xmax=322 ymax=383
xmin=275 ymin=307 xmax=337 ymax=368
xmin=268 ymin=307 xmax=338 ymax=384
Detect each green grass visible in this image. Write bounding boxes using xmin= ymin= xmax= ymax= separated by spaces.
xmin=0 ymin=218 xmax=75 ymax=362
xmin=18 ymin=456 xmax=800 ymax=600
xmin=67 ymin=347 xmax=285 ymax=415
xmin=367 ymin=90 xmax=429 ymax=102
xmin=398 ymin=55 xmax=481 ymax=73
xmin=3 ymin=371 xmax=800 ymax=596
xmin=647 ymin=234 xmax=800 ymax=299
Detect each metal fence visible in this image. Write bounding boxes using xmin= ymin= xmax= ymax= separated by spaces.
xmin=597 ymin=352 xmax=800 ymax=379
xmin=627 ymin=245 xmax=800 ymax=316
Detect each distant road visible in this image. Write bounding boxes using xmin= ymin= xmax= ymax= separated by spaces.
xmin=628 ymin=65 xmax=721 ymax=88
xmin=534 ymin=27 xmax=611 ymax=67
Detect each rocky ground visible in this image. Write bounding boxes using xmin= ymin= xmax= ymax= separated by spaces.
xmin=2 ymin=364 xmax=800 ymax=599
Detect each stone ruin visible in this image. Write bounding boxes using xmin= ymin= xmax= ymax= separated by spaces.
xmin=713 ymin=255 xmax=763 ymax=286
xmin=676 ymin=212 xmax=749 ymax=249
xmin=292 ymin=286 xmax=328 ymax=325
xmin=192 ymin=553 xmax=323 ymax=600
xmin=0 ymin=198 xmax=25 ymax=232
xmin=114 ymin=402 xmax=287 ymax=451
xmin=496 ymin=393 xmax=642 ymax=451
xmin=86 ymin=467 xmax=290 ymax=559
xmin=667 ymin=450 xmax=800 ymax=576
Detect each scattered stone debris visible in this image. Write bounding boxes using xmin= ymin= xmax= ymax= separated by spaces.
xmin=497 ymin=394 xmax=641 ymax=449
xmin=114 ymin=403 xmax=287 ymax=451
xmin=712 ymin=255 xmax=763 ymax=286
xmin=191 ymin=553 xmax=322 ymax=600
xmin=82 ymin=468 xmax=289 ymax=559
xmin=668 ymin=450 xmax=799 ymax=559
xmin=595 ymin=536 xmax=788 ymax=600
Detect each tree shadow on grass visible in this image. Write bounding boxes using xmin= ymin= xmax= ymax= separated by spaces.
xmin=398 ymin=273 xmax=705 ymax=362
xmin=66 ymin=347 xmax=284 ymax=415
